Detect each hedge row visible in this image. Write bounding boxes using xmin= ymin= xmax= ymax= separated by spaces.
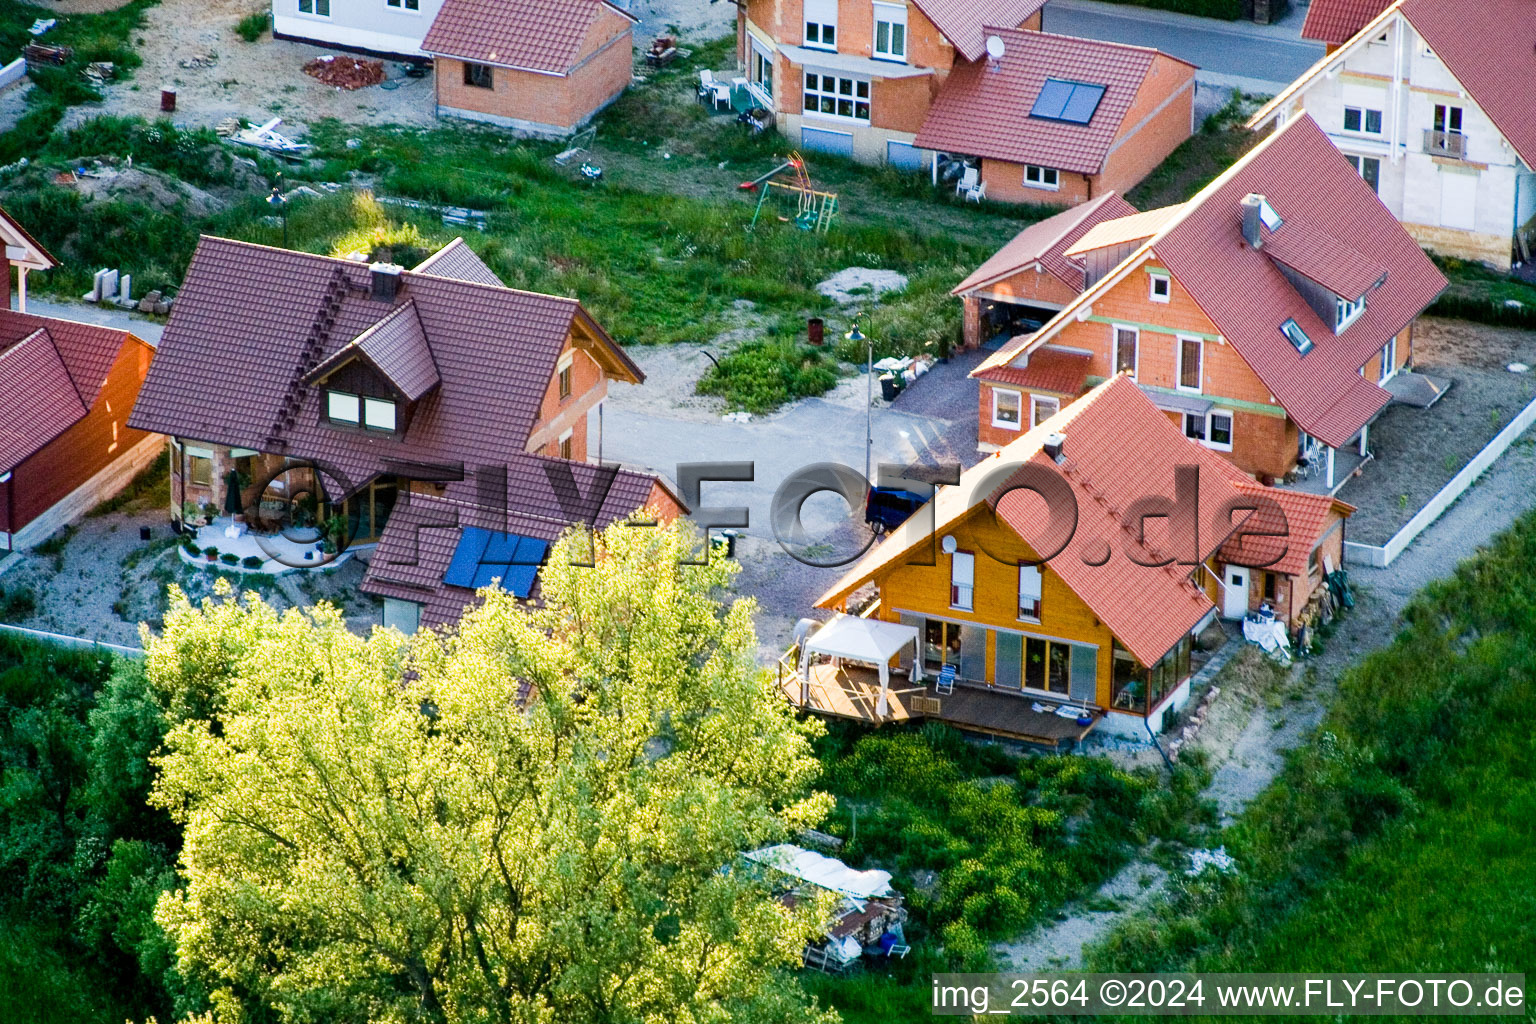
xmin=1088 ymin=0 xmax=1244 ymax=20
xmin=1429 ymin=292 xmax=1536 ymax=330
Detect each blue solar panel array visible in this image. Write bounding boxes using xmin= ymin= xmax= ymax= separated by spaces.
xmin=442 ymin=527 xmax=549 ymax=598
xmin=1030 ymin=79 xmax=1106 ymax=124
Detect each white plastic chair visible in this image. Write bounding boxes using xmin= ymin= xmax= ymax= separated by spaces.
xmin=954 ymin=165 xmax=979 ymax=196
xmin=698 ymin=69 xmax=732 ymax=110
xmin=962 ymin=177 xmax=987 ymax=203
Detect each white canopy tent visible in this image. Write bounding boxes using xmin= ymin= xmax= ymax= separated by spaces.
xmin=800 ymin=614 xmax=922 ymax=717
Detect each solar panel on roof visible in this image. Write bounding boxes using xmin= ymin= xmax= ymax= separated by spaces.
xmin=443 ymin=528 xmax=547 ymax=598
xmin=1030 ymin=79 xmax=1106 ymax=125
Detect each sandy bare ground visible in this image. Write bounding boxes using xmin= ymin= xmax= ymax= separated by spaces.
xmin=75 ymin=0 xmax=435 ymax=135
xmin=35 ymin=0 xmax=136 ymax=13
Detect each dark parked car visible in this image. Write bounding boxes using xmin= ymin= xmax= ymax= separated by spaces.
xmin=865 ymin=487 xmax=926 ymax=534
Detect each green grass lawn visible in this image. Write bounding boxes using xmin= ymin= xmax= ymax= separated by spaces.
xmin=1126 ymin=92 xmax=1270 ymax=211
xmin=1086 ymin=509 xmax=1536 ymax=1012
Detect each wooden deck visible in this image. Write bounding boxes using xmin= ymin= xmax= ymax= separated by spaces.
xmin=779 ymin=662 xmax=1102 ymax=749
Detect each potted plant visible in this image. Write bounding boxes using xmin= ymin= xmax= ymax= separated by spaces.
xmin=202 ymin=502 xmax=220 ymax=521
xmin=203 ymin=545 xmax=220 ymax=561
xmin=181 ymin=500 xmax=206 ymax=528
xmin=220 ymin=553 xmax=239 ymax=565
xmin=181 ymin=538 xmax=201 ymax=558
xmin=242 ymin=555 xmax=264 ymax=569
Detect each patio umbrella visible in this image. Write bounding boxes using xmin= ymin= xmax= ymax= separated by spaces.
xmin=223 ymin=469 xmax=244 ymax=516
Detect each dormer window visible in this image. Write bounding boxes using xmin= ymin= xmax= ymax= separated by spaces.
xmin=1335 ymin=295 xmax=1366 ymax=333
xmin=327 ymin=389 xmax=361 ymax=424
xmin=1281 ymin=318 xmax=1314 ymax=355
xmin=364 ymin=397 xmax=398 ymax=431
xmin=1258 ymin=198 xmax=1282 ymax=232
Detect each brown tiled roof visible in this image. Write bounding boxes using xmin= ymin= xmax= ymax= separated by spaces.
xmin=982 ymin=116 xmax=1446 ymax=450
xmin=361 ymin=457 xmax=680 ymax=627
xmin=952 ymin=192 xmax=1137 ymax=296
xmin=422 ymin=0 xmax=636 ymax=74
xmin=0 ymin=309 xmax=134 ymax=408
xmin=1262 ymin=220 xmax=1387 ymax=301
xmin=304 ymin=300 xmax=441 ymax=402
xmin=907 ymin=0 xmax=1048 ymax=62
xmin=975 ymin=347 xmax=1089 ymax=396
xmin=129 ymin=237 xmax=641 ymax=497
xmin=412 ymin=237 xmax=503 ymax=287
xmin=818 ymin=376 xmax=1249 ymax=667
xmin=914 ymin=28 xmax=1193 ymax=175
xmin=1301 ymin=0 xmax=1391 ymax=44
xmin=0 ymin=329 xmax=87 ymax=474
xmin=1400 ymin=0 xmax=1536 ymax=168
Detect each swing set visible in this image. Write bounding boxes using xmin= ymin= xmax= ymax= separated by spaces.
xmin=742 ymin=152 xmax=840 ymax=234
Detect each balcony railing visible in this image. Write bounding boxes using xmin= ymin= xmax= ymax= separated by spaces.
xmin=950 ymin=583 xmax=974 ymax=610
xmin=1423 ymin=129 xmax=1467 ymax=159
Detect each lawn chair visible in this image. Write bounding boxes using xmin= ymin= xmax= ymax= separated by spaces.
xmin=954 ymin=165 xmax=979 ymax=196
xmin=698 ymin=69 xmax=732 ymax=110
xmin=935 ymin=664 xmax=956 ymax=695
xmin=961 ymin=177 xmax=987 ymax=203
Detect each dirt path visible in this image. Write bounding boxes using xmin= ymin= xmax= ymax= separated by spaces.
xmin=995 ymin=433 xmax=1536 ymax=968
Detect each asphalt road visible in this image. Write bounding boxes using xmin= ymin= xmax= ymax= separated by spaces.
xmin=1042 ymin=0 xmax=1326 ymax=95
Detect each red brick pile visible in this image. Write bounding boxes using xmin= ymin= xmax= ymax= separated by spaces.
xmin=302 ymin=55 xmax=385 ymax=90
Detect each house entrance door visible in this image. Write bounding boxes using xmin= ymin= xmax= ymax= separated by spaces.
xmin=1223 ymin=566 xmax=1250 ymax=619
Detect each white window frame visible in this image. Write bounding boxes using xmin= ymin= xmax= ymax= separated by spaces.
xmin=950 ymin=550 xmax=975 ymax=611
xmin=327 ymin=389 xmax=360 ymax=424
xmin=1024 ymin=165 xmax=1059 ymax=190
xmin=1280 ymin=318 xmax=1314 ymax=355
xmin=1342 ymin=105 xmax=1383 ymax=136
xmin=1176 ymin=335 xmax=1203 ymax=393
xmin=992 ymin=388 xmax=1022 ymax=430
xmin=803 ymin=70 xmax=870 ymax=123
xmin=385 ymin=0 xmax=421 ymax=10
xmin=1378 ymin=335 xmax=1398 ymax=383
xmin=1184 ymin=410 xmax=1233 ymax=452
xmin=1113 ymin=324 xmax=1139 ymax=379
xmin=803 ymin=0 xmax=838 ymax=51
xmin=363 ymin=396 xmax=397 ymax=432
xmin=872 ymin=1 xmax=907 ymax=62
xmin=750 ymin=40 xmax=774 ymax=98
xmin=1433 ymin=103 xmax=1463 ymax=135
xmin=1018 ymin=564 xmax=1043 ymax=623
xmin=297 ymin=0 xmax=331 ymax=16
xmin=1148 ymin=272 xmax=1171 ymax=303
xmin=1335 ymin=294 xmax=1367 ymax=333
xmin=1030 ymin=394 xmax=1059 ymax=427
xmin=1345 ymin=153 xmax=1381 ymax=193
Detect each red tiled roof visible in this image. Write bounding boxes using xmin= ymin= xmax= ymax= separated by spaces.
xmin=1147 ymin=116 xmax=1446 ymax=448
xmin=818 ymin=376 xmax=1251 ymax=667
xmin=1400 ymin=0 xmax=1536 ymax=168
xmin=361 ymin=458 xmax=678 ymax=627
xmin=305 ymin=300 xmax=441 ymax=402
xmin=952 ymin=192 xmax=1138 ymax=296
xmin=914 ymin=28 xmax=1194 ymax=175
xmin=0 ymin=328 xmax=87 ymax=474
xmin=975 ymin=347 xmax=1090 ymax=396
xmin=0 ymin=309 xmax=135 ymax=409
xmin=422 ymin=0 xmax=636 ymax=74
xmin=1215 ymin=476 xmax=1354 ymax=579
xmin=412 ymin=237 xmax=503 ymax=287
xmin=1301 ymin=0 xmax=1391 ymax=44
xmin=908 ymin=0 xmax=1048 ymax=62
xmin=1262 ymin=219 xmax=1387 ymax=301
xmin=129 ymin=237 xmax=642 ymax=498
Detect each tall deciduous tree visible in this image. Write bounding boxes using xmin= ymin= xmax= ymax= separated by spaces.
xmin=149 ymin=520 xmax=835 ymax=1024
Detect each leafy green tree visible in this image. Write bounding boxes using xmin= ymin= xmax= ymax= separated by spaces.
xmin=150 ymin=520 xmax=836 ymax=1024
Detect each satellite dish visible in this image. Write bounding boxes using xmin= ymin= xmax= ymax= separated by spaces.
xmin=941 ymin=535 xmax=958 ymax=554
xmin=985 ymin=34 xmax=1006 ymax=60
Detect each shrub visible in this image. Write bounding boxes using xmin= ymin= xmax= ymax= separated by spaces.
xmin=202 ymin=546 xmax=219 ymax=559
xmin=234 ymin=11 xmax=270 ymax=42
xmin=220 ymin=553 xmax=239 ymax=565
xmin=0 ymin=585 xmax=37 ymax=620
xmin=241 ymin=555 xmax=264 ymax=569
xmin=695 ymin=341 xmax=838 ymax=413
xmin=181 ymin=538 xmax=201 ymax=557
xmin=1092 ymin=0 xmax=1242 ymax=18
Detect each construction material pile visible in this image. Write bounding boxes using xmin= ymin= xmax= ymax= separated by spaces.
xmin=302 ymin=55 xmax=384 ymax=90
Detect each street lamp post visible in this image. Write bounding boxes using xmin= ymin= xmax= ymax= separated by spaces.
xmin=267 ymin=172 xmax=288 ymax=248
xmin=845 ymin=319 xmax=872 ymax=483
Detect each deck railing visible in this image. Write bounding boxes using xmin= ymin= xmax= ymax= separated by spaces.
xmin=1423 ymin=128 xmax=1467 ymax=159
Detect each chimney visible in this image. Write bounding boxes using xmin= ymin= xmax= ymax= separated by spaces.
xmin=370 ymin=262 xmax=403 ymax=301
xmin=1240 ymin=194 xmax=1265 ymax=249
xmin=1043 ymin=433 xmax=1066 ymax=464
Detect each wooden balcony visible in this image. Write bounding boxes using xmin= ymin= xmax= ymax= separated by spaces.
xmin=1423 ymin=129 xmax=1468 ymax=160
xmin=777 ymin=659 xmax=1103 ymax=750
